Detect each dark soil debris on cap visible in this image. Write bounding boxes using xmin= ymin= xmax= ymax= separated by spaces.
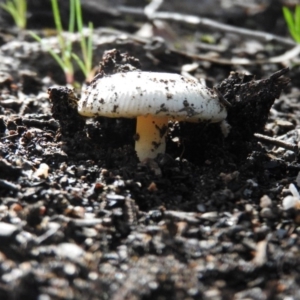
xmin=98 ymin=48 xmax=142 ymax=75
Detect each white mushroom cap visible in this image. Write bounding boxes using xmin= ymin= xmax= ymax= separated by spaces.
xmin=78 ymin=71 xmax=227 ymax=161
xmin=78 ymin=72 xmax=227 ymax=122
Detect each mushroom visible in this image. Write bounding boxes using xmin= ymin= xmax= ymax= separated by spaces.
xmin=78 ymin=71 xmax=227 ymax=161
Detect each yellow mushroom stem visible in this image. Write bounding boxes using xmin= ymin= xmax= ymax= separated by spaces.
xmin=135 ymin=115 xmax=169 ymax=161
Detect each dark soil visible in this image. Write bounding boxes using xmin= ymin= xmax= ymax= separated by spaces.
xmin=1 ymin=1 xmax=300 ymax=299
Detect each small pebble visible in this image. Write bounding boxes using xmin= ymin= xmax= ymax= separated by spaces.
xmin=55 ymin=243 xmax=85 ymax=260
xmin=260 ymin=207 xmax=274 ymax=219
xmin=282 ymin=196 xmax=299 ymax=210
xmin=34 ymin=163 xmax=49 ymax=179
xmin=0 ymin=222 xmax=18 ymax=237
xmin=260 ymin=195 xmax=272 ymax=208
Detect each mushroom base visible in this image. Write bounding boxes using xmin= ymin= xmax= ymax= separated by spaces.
xmin=135 ymin=115 xmax=168 ymax=161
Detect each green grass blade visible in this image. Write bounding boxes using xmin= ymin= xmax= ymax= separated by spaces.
xmin=295 ymin=5 xmax=300 ymax=34
xmin=68 ymin=0 xmax=75 ymax=33
xmin=282 ymin=6 xmax=300 ymax=43
xmin=1 ymin=3 xmax=18 ymax=23
xmin=0 ymin=2 xmax=14 ymax=14
xmin=289 ymin=28 xmax=297 ymax=41
xmin=30 ymin=31 xmax=72 ymax=76
xmin=283 ymin=7 xmax=295 ymax=31
xmin=75 ymin=0 xmax=83 ymax=31
xmin=51 ymin=0 xmax=65 ymax=50
xmin=75 ymin=0 xmax=88 ymax=62
xmin=18 ymin=0 xmax=27 ymax=28
xmin=51 ymin=0 xmax=63 ymax=32
xmin=1 ymin=0 xmax=27 ymax=29
xmin=29 ymin=0 xmax=94 ymax=83
xmin=74 ymin=0 xmax=94 ymax=78
xmin=15 ymin=0 xmax=26 ymax=24
xmin=65 ymin=0 xmax=75 ymax=56
xmin=72 ymin=53 xmax=87 ymax=77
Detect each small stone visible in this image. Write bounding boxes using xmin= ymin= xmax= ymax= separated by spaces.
xmin=204 ymin=288 xmax=221 ymax=299
xmin=147 ymin=182 xmax=158 ymax=192
xmin=200 ymin=211 xmax=218 ymax=222
xmin=275 ymin=119 xmax=294 ymax=128
xmin=282 ymin=195 xmax=299 ymax=210
xmin=245 ymin=204 xmax=253 ymax=212
xmin=197 ymin=204 xmax=206 ymax=212
xmin=260 ymin=207 xmax=274 ymax=219
xmin=55 ymin=243 xmax=85 ymax=260
xmin=0 ymin=222 xmax=18 ymax=237
xmin=234 ymin=287 xmax=265 ymax=300
xmin=59 ymin=176 xmax=69 ymax=187
xmin=34 ymin=163 xmax=49 ymax=179
xmin=260 ymin=195 xmax=272 ymax=208
xmin=106 ymin=194 xmax=125 ymax=201
xmin=63 ymin=262 xmax=77 ymax=276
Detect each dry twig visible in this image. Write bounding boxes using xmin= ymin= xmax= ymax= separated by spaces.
xmin=117 ymin=6 xmax=296 ymax=47
xmin=116 ymin=4 xmax=299 ymax=66
xmin=254 ymin=133 xmax=298 ymax=152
